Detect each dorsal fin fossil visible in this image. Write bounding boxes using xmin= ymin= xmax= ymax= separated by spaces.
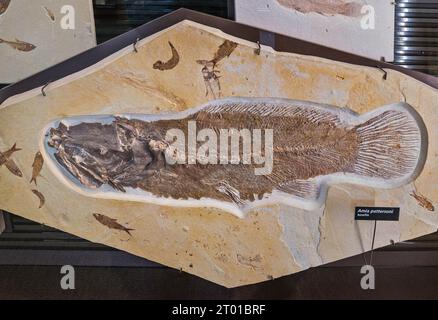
xmin=42 ymin=97 xmax=427 ymax=218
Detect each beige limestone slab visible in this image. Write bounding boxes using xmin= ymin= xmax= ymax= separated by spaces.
xmin=0 ymin=21 xmax=436 ymax=287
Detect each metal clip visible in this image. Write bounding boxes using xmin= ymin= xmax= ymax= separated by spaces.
xmin=133 ymin=38 xmax=140 ymax=53
xmin=41 ymin=81 xmax=51 ymax=97
xmin=376 ymin=66 xmax=387 ymax=80
xmin=254 ymin=41 xmax=261 ymax=55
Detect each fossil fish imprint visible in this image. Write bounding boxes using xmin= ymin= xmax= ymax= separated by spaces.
xmin=30 ymin=151 xmax=44 ymax=185
xmin=153 ymin=41 xmax=180 ymax=71
xmin=196 ymin=40 xmax=238 ymax=99
xmin=31 ymin=189 xmax=45 ymax=209
xmin=410 ymin=191 xmax=434 ymax=212
xmin=277 ymin=0 xmax=364 ymax=17
xmin=0 ymin=0 xmax=11 ymax=16
xmin=93 ymin=213 xmax=134 ymax=236
xmin=0 ymin=143 xmax=21 ymax=167
xmin=43 ymin=98 xmax=427 ymax=218
xmin=0 ymin=38 xmax=36 ymax=52
xmin=42 ymin=6 xmax=55 ymax=22
xmin=5 ymin=159 xmax=22 ymax=177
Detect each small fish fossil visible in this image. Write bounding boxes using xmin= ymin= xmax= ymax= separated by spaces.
xmin=0 ymin=38 xmax=36 ymax=52
xmin=277 ymin=0 xmax=364 ymax=17
xmin=410 ymin=191 xmax=435 ymax=212
xmin=0 ymin=0 xmax=11 ymax=16
xmin=30 ymin=151 xmax=44 ymax=185
xmin=211 ymin=40 xmax=238 ymax=65
xmin=31 ymin=189 xmax=45 ymax=209
xmin=196 ymin=60 xmax=221 ymax=99
xmin=42 ymin=6 xmax=55 ymax=22
xmin=0 ymin=143 xmax=21 ymax=167
xmin=196 ymin=40 xmax=237 ymax=98
xmin=153 ymin=41 xmax=180 ymax=71
xmin=45 ymin=98 xmax=427 ymax=217
xmin=5 ymin=159 xmax=22 ymax=177
xmin=93 ymin=213 xmax=134 ymax=236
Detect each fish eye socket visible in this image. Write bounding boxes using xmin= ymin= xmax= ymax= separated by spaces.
xmin=100 ymin=147 xmax=108 ymax=155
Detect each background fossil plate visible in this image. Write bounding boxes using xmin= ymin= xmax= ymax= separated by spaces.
xmin=0 ymin=0 xmax=96 ymax=83
xmin=235 ymin=0 xmax=395 ymax=61
xmin=0 ymin=20 xmax=436 ymax=287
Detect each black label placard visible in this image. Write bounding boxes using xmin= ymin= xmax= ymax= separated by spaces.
xmin=355 ymin=207 xmax=400 ymax=221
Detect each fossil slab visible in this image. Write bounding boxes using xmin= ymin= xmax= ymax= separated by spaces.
xmin=44 ymin=98 xmax=427 ymax=218
xmin=235 ymin=0 xmax=395 ymax=61
xmin=0 ymin=19 xmax=436 ymax=287
xmin=0 ymin=0 xmax=96 ymax=83
xmin=277 ymin=0 xmax=365 ymax=16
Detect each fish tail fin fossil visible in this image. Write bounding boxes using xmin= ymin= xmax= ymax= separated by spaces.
xmin=350 ymin=103 xmax=427 ymax=187
xmin=9 ymin=143 xmax=21 ymax=153
xmin=274 ymin=102 xmax=427 ymax=210
xmin=276 ymin=179 xmax=322 ymax=206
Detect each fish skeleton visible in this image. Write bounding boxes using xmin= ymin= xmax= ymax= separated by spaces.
xmin=410 ymin=191 xmax=434 ymax=212
xmin=30 ymin=151 xmax=44 ymax=185
xmin=0 ymin=0 xmax=11 ymax=16
xmin=93 ymin=213 xmax=134 ymax=236
xmin=0 ymin=143 xmax=21 ymax=167
xmin=44 ymin=97 xmax=427 ymax=218
xmin=153 ymin=41 xmax=180 ymax=71
xmin=0 ymin=38 xmax=36 ymax=52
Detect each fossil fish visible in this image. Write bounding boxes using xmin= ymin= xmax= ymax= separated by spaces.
xmin=0 ymin=143 xmax=21 ymax=167
xmin=196 ymin=60 xmax=221 ymax=98
xmin=196 ymin=40 xmax=237 ymax=67
xmin=30 ymin=151 xmax=44 ymax=185
xmin=0 ymin=0 xmax=11 ymax=16
xmin=42 ymin=6 xmax=55 ymax=22
xmin=0 ymin=38 xmax=36 ymax=52
xmin=44 ymin=97 xmax=427 ymax=218
xmin=277 ymin=0 xmax=364 ymax=17
xmin=31 ymin=189 xmax=45 ymax=209
xmin=196 ymin=40 xmax=237 ymax=99
xmin=153 ymin=41 xmax=180 ymax=71
xmin=211 ymin=40 xmax=238 ymax=65
xmin=5 ymin=159 xmax=22 ymax=177
xmin=410 ymin=191 xmax=434 ymax=212
xmin=93 ymin=213 xmax=134 ymax=236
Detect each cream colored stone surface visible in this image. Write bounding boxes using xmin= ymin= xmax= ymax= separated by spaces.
xmin=235 ymin=0 xmax=395 ymax=61
xmin=0 ymin=0 xmax=95 ymax=83
xmin=0 ymin=21 xmax=436 ymax=287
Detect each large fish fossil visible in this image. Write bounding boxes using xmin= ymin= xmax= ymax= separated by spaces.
xmin=42 ymin=97 xmax=427 ymax=218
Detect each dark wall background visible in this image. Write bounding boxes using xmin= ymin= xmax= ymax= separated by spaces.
xmin=94 ymin=0 xmax=231 ymax=43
